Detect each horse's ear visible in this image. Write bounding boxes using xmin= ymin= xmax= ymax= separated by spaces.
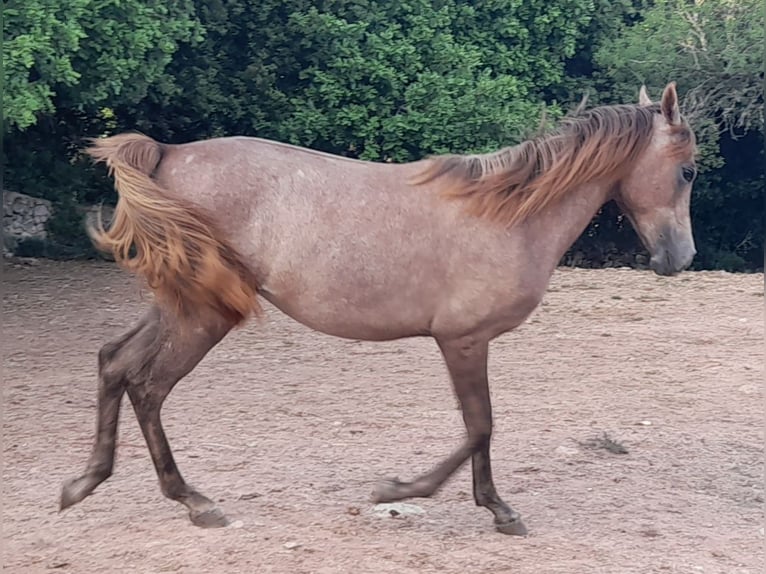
xmin=638 ymin=85 xmax=652 ymax=106
xmin=660 ymin=81 xmax=681 ymax=125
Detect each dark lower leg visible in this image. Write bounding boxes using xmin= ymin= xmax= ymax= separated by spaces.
xmin=61 ymin=306 xmax=233 ymax=527
xmin=60 ymin=318 xmax=152 ymax=511
xmin=472 ymin=444 xmax=526 ymax=534
xmin=371 ymin=442 xmax=474 ymax=502
xmin=123 ymin=309 xmax=233 ymax=526
xmin=128 ymin=389 xmax=228 ymax=527
xmin=372 ymin=335 xmax=526 ymax=534
xmin=372 ymin=336 xmax=488 ymax=502
xmin=60 ymin=375 xmax=125 ymax=510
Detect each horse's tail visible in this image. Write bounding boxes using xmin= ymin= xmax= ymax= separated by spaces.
xmin=86 ymin=132 xmax=260 ymax=324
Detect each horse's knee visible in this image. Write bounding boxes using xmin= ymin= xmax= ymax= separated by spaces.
xmin=467 ymin=428 xmax=492 ymax=451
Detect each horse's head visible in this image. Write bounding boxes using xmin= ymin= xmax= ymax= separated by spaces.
xmin=616 ymin=82 xmax=697 ymax=276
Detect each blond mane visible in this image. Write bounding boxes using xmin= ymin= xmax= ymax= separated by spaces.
xmin=412 ymin=103 xmax=694 ymax=227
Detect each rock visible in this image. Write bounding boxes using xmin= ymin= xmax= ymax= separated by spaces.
xmin=3 ymin=191 xmax=53 ymax=248
xmin=372 ymin=503 xmax=425 ymax=518
xmin=229 ymin=520 xmax=244 ymax=529
xmin=554 ymin=445 xmax=579 ymax=457
xmin=283 ymin=541 xmax=301 ymax=550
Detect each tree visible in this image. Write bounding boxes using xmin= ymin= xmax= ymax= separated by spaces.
xmin=118 ymin=0 xmax=598 ymax=161
xmin=3 ymin=0 xmax=202 ymax=131
xmin=589 ymin=0 xmax=764 ymax=270
xmin=5 ymin=0 xmax=760 ymax=269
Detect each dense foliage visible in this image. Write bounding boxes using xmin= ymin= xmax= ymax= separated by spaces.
xmin=4 ymin=0 xmax=201 ymax=131
xmin=3 ymin=0 xmax=763 ymax=270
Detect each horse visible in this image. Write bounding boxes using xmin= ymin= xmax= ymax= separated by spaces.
xmin=60 ymin=82 xmax=697 ymax=536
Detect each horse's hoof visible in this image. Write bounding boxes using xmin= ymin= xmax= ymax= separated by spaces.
xmin=370 ymin=477 xmax=405 ymax=503
xmin=189 ymin=506 xmax=230 ymax=528
xmin=495 ymin=517 xmax=528 ymax=537
xmin=59 ymin=476 xmax=92 ymax=511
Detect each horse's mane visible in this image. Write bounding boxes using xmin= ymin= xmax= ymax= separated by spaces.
xmin=412 ymin=103 xmax=694 ymax=227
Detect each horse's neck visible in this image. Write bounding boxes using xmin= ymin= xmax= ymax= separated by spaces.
xmin=522 ymin=180 xmax=613 ymax=274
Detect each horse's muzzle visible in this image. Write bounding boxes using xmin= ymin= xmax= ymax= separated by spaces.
xmin=649 ymin=234 xmax=696 ymax=276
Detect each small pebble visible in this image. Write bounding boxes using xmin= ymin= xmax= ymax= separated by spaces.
xmin=554 ymin=445 xmax=579 ymax=457
xmin=229 ymin=520 xmax=244 ymax=529
xmin=372 ymin=503 xmax=424 ymax=517
xmin=284 ymin=541 xmax=301 ymax=550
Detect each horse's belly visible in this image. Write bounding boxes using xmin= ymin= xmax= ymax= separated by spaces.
xmin=259 ymin=287 xmax=431 ymax=341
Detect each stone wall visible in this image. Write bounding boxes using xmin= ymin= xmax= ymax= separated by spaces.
xmin=3 ymin=190 xmax=118 ymax=258
xmin=3 ymin=191 xmax=52 ymax=252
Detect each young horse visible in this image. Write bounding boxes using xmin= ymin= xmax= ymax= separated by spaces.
xmin=61 ymin=82 xmax=697 ymax=535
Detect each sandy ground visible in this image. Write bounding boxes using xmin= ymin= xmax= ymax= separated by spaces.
xmin=2 ymin=260 xmax=763 ymax=574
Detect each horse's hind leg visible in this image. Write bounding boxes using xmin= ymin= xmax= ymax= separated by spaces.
xmin=127 ymin=308 xmax=235 ymax=527
xmin=60 ymin=310 xmax=158 ymax=511
xmin=61 ymin=305 xmax=235 ymax=527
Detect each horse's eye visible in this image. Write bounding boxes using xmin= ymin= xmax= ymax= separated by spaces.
xmin=681 ymin=166 xmax=696 ymax=183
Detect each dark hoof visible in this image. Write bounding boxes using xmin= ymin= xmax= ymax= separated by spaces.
xmin=190 ymin=506 xmax=229 ymax=528
xmin=495 ymin=517 xmax=528 ymax=537
xmin=371 ymin=478 xmax=405 ymax=504
xmin=60 ymin=476 xmax=95 ymax=511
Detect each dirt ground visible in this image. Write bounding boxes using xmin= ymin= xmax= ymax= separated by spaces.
xmin=2 ymin=260 xmax=763 ymax=574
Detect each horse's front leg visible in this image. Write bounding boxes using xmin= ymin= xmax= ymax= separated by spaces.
xmin=370 ymin=335 xmax=527 ymax=535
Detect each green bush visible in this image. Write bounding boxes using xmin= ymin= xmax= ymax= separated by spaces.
xmin=3 ymin=0 xmax=762 ymax=271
